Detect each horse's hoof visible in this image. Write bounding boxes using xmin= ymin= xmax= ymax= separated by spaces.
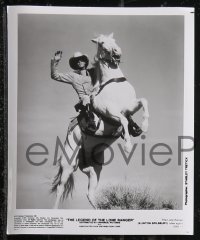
xmin=124 ymin=143 xmax=132 ymax=154
xmin=86 ymin=194 xmax=97 ymax=209
xmin=129 ymin=127 xmax=142 ymax=137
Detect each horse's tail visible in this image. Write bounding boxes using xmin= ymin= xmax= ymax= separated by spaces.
xmin=51 ymin=120 xmax=80 ymax=201
xmin=62 ymin=172 xmax=75 ymax=200
xmin=51 ymin=157 xmax=63 ymax=194
xmin=51 ymin=157 xmax=75 ymax=201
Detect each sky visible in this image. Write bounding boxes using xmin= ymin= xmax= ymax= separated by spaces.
xmin=17 ymin=13 xmax=184 ymax=209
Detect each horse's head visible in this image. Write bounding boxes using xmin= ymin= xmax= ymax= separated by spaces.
xmin=92 ymin=33 xmax=122 ymax=65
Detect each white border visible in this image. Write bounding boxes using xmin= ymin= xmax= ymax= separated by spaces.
xmin=7 ymin=6 xmax=194 ymax=235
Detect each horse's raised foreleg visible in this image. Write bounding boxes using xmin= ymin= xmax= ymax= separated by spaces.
xmin=106 ymin=108 xmax=132 ymax=153
xmin=129 ymin=98 xmax=149 ymax=134
xmin=138 ymin=98 xmax=149 ymax=132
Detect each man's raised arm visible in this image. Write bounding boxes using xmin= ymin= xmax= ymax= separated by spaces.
xmin=51 ymin=51 xmax=73 ymax=84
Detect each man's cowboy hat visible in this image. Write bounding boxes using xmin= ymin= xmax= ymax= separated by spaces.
xmin=69 ymin=52 xmax=89 ymax=70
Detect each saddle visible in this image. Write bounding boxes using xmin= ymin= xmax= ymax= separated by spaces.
xmin=68 ymin=110 xmax=123 ymax=139
xmin=72 ymin=100 xmax=142 ymax=138
xmin=77 ymin=110 xmax=123 ymax=138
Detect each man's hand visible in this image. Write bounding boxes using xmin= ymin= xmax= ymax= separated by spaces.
xmin=92 ymin=82 xmax=100 ymax=94
xmin=53 ymin=51 xmax=62 ymax=62
xmin=51 ymin=51 xmax=63 ymax=79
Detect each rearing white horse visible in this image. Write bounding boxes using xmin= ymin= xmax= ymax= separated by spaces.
xmin=51 ymin=34 xmax=149 ymax=209
xmin=91 ymin=33 xmax=149 ymax=153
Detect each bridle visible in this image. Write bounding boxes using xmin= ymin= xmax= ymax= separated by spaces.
xmin=98 ymin=42 xmax=121 ymax=66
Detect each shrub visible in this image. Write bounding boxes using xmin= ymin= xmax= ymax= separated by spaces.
xmin=95 ymin=184 xmax=176 ymax=210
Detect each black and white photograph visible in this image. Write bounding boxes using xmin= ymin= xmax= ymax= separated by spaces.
xmin=7 ymin=7 xmax=194 ymax=235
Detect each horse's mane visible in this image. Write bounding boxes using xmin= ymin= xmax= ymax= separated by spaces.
xmin=87 ymin=59 xmax=100 ymax=86
xmin=91 ymin=57 xmax=102 ymax=86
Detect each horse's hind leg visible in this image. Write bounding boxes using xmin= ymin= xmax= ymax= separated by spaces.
xmin=82 ymin=166 xmax=98 ymax=209
xmin=81 ymin=153 xmax=103 ymax=209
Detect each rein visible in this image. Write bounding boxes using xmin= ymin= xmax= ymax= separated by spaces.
xmin=100 ymin=52 xmax=120 ymax=66
xmin=96 ymin=77 xmax=126 ymax=95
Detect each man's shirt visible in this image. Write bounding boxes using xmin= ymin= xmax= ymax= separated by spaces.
xmin=51 ymin=59 xmax=94 ymax=100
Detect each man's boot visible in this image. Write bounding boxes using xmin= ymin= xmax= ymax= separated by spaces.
xmin=86 ymin=104 xmax=97 ymax=133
